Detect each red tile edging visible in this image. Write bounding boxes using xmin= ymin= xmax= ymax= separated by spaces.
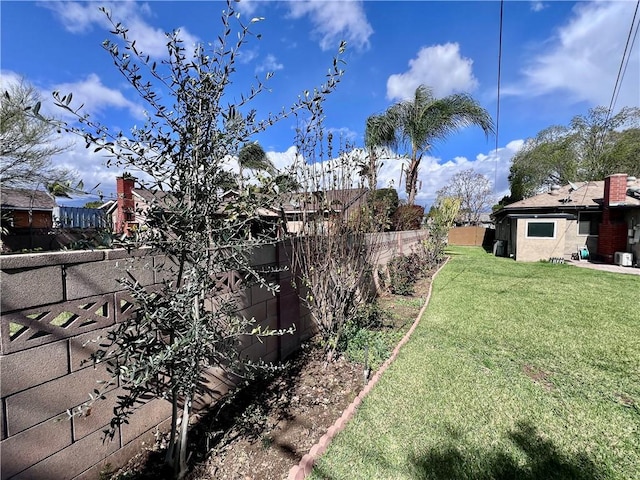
xmin=287 ymin=256 xmax=451 ymax=479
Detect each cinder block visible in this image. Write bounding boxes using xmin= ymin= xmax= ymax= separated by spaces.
xmin=152 ymin=254 xmax=178 ymax=284
xmin=1 ymin=294 xmax=117 ymax=355
xmin=6 ymin=364 xmax=112 ymax=435
xmin=104 ymin=247 xmax=154 ymax=260
xmin=0 ymin=416 xmax=72 ymax=479
xmin=0 ymin=265 xmax=64 ymax=312
xmin=120 ymin=398 xmax=172 ymax=445
xmin=0 ymin=340 xmax=68 ymax=397
xmin=234 ymin=287 xmax=252 ymax=310
xmin=72 ymin=386 xmax=122 ymax=440
xmin=192 ymin=368 xmax=233 ymax=415
xmin=12 ymin=424 xmax=119 ymax=480
xmin=238 ymin=302 xmax=267 ymax=324
xmin=279 ymin=293 xmax=300 ymax=331
xmin=250 ymin=283 xmax=276 ymax=305
xmin=0 ymin=250 xmax=104 ymax=270
xmin=266 ymin=298 xmax=278 ymax=327
xmin=277 ymin=275 xmax=297 ymax=297
xmin=249 ymin=244 xmax=277 ymax=266
xmin=241 ymin=339 xmax=267 ymax=362
xmin=69 ymin=327 xmax=114 ymax=372
xmin=73 ymin=418 xmax=171 ymax=480
xmin=66 ymin=258 xmax=155 ymax=300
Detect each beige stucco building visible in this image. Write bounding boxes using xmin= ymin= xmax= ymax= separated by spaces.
xmin=492 ymin=174 xmax=640 ymax=265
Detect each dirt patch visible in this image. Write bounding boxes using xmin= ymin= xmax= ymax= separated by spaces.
xmin=109 ymin=275 xmax=434 ymax=480
xmin=522 ymin=364 xmax=555 ymax=392
xmin=195 ymin=343 xmax=364 ymax=480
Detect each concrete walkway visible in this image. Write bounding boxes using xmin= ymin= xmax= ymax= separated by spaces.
xmin=567 ymin=260 xmax=640 ymax=276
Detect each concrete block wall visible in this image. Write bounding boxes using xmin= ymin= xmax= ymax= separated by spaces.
xmin=370 ymin=230 xmax=430 ymax=265
xmin=0 ymin=232 xmax=420 ymax=479
xmin=0 ymin=244 xmax=308 ymax=480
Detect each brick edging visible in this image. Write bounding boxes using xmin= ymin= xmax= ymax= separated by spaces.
xmin=287 ymin=256 xmax=451 ymax=480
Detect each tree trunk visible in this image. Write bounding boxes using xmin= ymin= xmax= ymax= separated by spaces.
xmin=176 ymin=394 xmax=191 ymax=480
xmin=406 ymin=157 xmax=420 ymax=206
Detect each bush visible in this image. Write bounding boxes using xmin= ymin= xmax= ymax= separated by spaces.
xmin=386 ymin=253 xmax=422 ymax=295
xmin=391 ymin=204 xmax=424 ymax=230
xmin=338 ymin=302 xmax=391 ymax=372
xmin=344 ymin=329 xmax=390 ymax=371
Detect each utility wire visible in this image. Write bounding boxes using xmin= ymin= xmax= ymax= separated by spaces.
xmin=612 ymin=10 xmax=640 ymax=113
xmin=606 ymin=0 xmax=639 ymax=123
xmin=494 ymin=0 xmax=504 ymax=193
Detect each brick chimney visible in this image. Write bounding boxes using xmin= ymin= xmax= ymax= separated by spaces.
xmin=603 ymin=173 xmax=628 ymax=206
xmin=115 ymin=175 xmax=136 ymax=234
xmin=598 ymin=173 xmax=629 ymax=263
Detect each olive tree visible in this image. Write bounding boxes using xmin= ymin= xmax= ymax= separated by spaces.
xmin=47 ymin=3 xmax=345 ymax=478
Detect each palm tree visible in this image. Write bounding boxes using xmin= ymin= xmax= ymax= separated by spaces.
xmin=375 ymin=85 xmax=494 ymax=205
xmin=363 ymin=113 xmax=396 ymax=190
xmin=238 ymin=142 xmax=275 ymax=178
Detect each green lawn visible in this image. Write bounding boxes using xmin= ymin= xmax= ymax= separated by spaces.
xmin=311 ymin=247 xmax=640 ymax=480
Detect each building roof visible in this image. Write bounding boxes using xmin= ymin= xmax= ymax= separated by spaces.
xmin=0 ymin=188 xmax=56 ymax=211
xmin=132 ymin=188 xmax=171 ymax=204
xmin=278 ymin=188 xmax=369 ymax=213
xmin=496 ymin=177 xmax=640 ymax=216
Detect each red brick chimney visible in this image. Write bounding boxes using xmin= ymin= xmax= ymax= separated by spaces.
xmin=115 ymin=175 xmax=136 ymax=234
xmin=598 ymin=174 xmax=629 ymax=263
xmin=603 ymin=173 xmax=628 ymax=206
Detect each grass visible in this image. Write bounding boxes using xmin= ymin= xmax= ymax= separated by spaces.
xmin=311 ymin=246 xmax=640 ymax=480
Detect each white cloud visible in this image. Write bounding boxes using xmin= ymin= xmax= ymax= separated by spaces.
xmin=328 ymin=127 xmax=358 ymax=144
xmin=266 ymin=146 xmax=299 ymax=172
xmin=509 ymin=1 xmax=639 ymax=110
xmin=233 ymin=0 xmax=259 ymax=17
xmin=376 ymin=139 xmax=523 ymax=207
xmin=530 ymin=1 xmax=547 ymax=13
xmin=237 ymin=48 xmax=259 ymax=65
xmin=43 ymin=1 xmax=199 ymax=59
xmin=52 ymin=138 xmax=125 ymax=199
xmin=386 ymin=43 xmax=479 ymax=101
xmin=286 ymin=0 xmax=373 ymax=51
xmin=255 ymin=54 xmax=284 ymax=74
xmin=53 ymin=74 xmax=143 ymax=120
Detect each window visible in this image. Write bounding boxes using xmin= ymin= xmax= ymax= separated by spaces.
xmin=578 ymin=211 xmax=601 ymax=236
xmin=526 ymin=221 xmax=555 ymax=238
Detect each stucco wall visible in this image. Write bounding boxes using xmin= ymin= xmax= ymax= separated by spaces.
xmin=559 ymin=218 xmax=598 ymax=258
xmin=514 ymin=218 xmax=568 ymax=262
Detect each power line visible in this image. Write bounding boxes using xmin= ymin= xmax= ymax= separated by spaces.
xmin=612 ymin=8 xmax=640 ymax=113
xmin=606 ymin=0 xmax=640 ymax=122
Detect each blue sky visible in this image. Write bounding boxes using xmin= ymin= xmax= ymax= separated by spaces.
xmin=2 ymin=1 xmax=638 ymax=207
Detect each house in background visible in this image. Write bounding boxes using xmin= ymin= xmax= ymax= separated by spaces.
xmin=492 ymin=173 xmax=640 ymax=265
xmin=107 ymin=175 xmax=169 ymax=236
xmin=278 ymin=188 xmax=369 ymax=234
xmin=1 ymin=188 xmax=56 ymax=229
xmin=109 ymin=174 xmax=370 ymax=238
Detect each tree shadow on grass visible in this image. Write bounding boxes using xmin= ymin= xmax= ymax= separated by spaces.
xmin=409 ymin=421 xmax=609 ymax=480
